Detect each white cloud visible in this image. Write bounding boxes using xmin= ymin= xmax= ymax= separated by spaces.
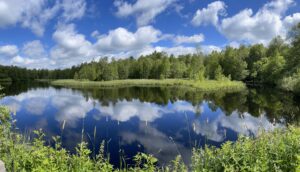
xmin=98 ymin=99 xmax=164 ymax=122
xmin=11 ymin=56 xmax=34 ymax=65
xmin=283 ymin=13 xmax=300 ymax=28
xmin=50 ymin=23 xmax=96 ymax=67
xmin=0 ymin=0 xmax=61 ymax=36
xmin=0 ymin=42 xmax=56 ymax=69
xmin=140 ymin=45 xmax=221 ymax=57
xmin=191 ymin=1 xmax=226 ymax=26
xmin=0 ymin=0 xmax=86 ymax=36
xmin=121 ymin=123 xmax=191 ymax=165
xmin=61 ymin=0 xmax=86 ymax=21
xmin=174 ymin=34 xmax=204 ymax=44
xmin=91 ymin=30 xmax=100 ymax=39
xmin=23 ymin=40 xmax=47 ymax=59
xmin=0 ymin=45 xmax=19 ymax=57
xmin=219 ymin=8 xmax=283 ymax=44
xmin=94 ymin=26 xmax=161 ymax=52
xmin=218 ymin=0 xmax=297 ymax=44
xmin=114 ymin=0 xmax=176 ymax=26
xmin=191 ymin=0 xmax=299 ymax=44
xmin=24 ymin=97 xmax=48 ymax=115
xmin=21 ymin=0 xmax=61 ymax=36
xmin=262 ymin=0 xmax=294 ymax=15
xmin=192 ymin=106 xmax=284 ymax=142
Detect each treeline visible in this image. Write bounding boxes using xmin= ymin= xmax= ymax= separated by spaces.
xmin=0 ymin=65 xmax=79 ymax=82
xmin=73 ymin=23 xmax=300 ymax=92
xmin=1 ymin=23 xmax=300 ymax=92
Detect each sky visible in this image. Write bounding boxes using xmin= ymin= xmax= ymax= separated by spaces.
xmin=0 ymin=0 xmax=300 ymax=69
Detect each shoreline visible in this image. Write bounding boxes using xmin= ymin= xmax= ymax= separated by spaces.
xmin=51 ymin=79 xmax=246 ymax=92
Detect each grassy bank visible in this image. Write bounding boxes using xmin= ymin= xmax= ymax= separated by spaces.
xmin=51 ymin=79 xmax=246 ymax=92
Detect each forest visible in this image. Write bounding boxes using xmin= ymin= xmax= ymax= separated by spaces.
xmin=1 ymin=23 xmax=300 ymax=93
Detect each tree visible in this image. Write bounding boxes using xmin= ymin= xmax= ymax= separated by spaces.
xmin=74 ymin=72 xmax=79 ymax=80
xmin=170 ymin=60 xmax=186 ymax=78
xmin=159 ymin=58 xmax=170 ymax=79
xmin=246 ymin=44 xmax=266 ymax=79
xmin=188 ymin=55 xmax=205 ymax=80
xmin=118 ymin=62 xmax=129 ymax=80
xmin=215 ymin=65 xmax=227 ymax=81
xmin=221 ymin=46 xmax=248 ymax=81
xmin=254 ymin=52 xmax=286 ymax=84
xmin=287 ymin=23 xmax=300 ymax=72
xmin=205 ymin=51 xmax=222 ymax=80
xmin=266 ymin=36 xmax=289 ymax=57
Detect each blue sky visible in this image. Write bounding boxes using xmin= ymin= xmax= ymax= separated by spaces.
xmin=0 ymin=0 xmax=299 ymax=69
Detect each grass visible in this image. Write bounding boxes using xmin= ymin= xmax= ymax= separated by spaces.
xmin=51 ymin=79 xmax=246 ymax=92
xmin=0 ymin=104 xmax=300 ymax=171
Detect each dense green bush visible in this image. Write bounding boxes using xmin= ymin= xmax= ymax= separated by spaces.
xmin=192 ymin=127 xmax=300 ymax=172
xmin=279 ymin=70 xmax=300 ymax=93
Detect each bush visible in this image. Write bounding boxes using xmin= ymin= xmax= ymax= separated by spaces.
xmin=279 ymin=70 xmax=300 ymax=93
xmin=192 ymin=126 xmax=300 ymax=172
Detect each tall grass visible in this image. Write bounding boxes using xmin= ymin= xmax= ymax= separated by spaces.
xmin=51 ymin=79 xmax=246 ymax=92
xmin=0 ymin=108 xmax=299 ymax=171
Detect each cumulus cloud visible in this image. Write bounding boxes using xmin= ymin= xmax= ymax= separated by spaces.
xmin=97 ymin=99 xmax=165 ymax=122
xmin=114 ymin=0 xmax=176 ymax=26
xmin=50 ymin=23 xmax=96 ymax=67
xmin=174 ymin=34 xmax=204 ymax=44
xmin=0 ymin=0 xmax=86 ymax=36
xmin=24 ymin=97 xmax=48 ymax=115
xmin=0 ymin=41 xmax=56 ymax=69
xmin=219 ymin=7 xmax=284 ymax=44
xmin=94 ymin=26 xmax=161 ymax=52
xmin=23 ymin=40 xmax=47 ymax=59
xmin=61 ymin=0 xmax=86 ymax=21
xmin=191 ymin=1 xmax=226 ymax=26
xmin=11 ymin=56 xmax=34 ymax=65
xmin=145 ymin=45 xmax=221 ymax=56
xmin=121 ymin=123 xmax=192 ymax=165
xmin=283 ymin=13 xmax=300 ymax=29
xmin=192 ymin=0 xmax=299 ymax=44
xmin=193 ymin=108 xmax=284 ymax=142
xmin=0 ymin=45 xmax=19 ymax=57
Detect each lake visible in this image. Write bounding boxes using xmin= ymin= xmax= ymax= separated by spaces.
xmin=0 ymin=82 xmax=299 ymax=167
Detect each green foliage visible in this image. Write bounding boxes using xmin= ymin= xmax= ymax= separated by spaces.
xmin=254 ymin=53 xmax=286 ymax=84
xmin=192 ymin=126 xmax=300 ymax=172
xmin=221 ymin=46 xmax=249 ymax=81
xmin=246 ymin=44 xmax=266 ymax=79
xmin=205 ymin=51 xmax=222 ymax=80
xmin=287 ymin=23 xmax=300 ymax=73
xmin=214 ymin=65 xmax=228 ymax=81
xmin=279 ymin=69 xmax=300 ymax=93
xmin=51 ymin=79 xmax=246 ymax=92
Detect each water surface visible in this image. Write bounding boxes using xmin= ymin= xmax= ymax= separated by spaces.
xmin=0 ymin=82 xmax=299 ymax=166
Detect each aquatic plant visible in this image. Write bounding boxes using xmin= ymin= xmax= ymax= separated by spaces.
xmin=51 ymin=79 xmax=246 ymax=92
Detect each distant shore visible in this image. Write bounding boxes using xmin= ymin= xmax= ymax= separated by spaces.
xmin=50 ymin=79 xmax=246 ymax=92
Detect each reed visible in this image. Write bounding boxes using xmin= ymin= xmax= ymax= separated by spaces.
xmin=51 ymin=79 xmax=246 ymax=92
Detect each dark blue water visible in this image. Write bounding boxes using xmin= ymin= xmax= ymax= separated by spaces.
xmin=0 ymin=83 xmax=299 ymax=167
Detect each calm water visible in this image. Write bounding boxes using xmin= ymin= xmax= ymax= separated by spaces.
xmin=1 ymin=82 xmax=299 ymax=167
